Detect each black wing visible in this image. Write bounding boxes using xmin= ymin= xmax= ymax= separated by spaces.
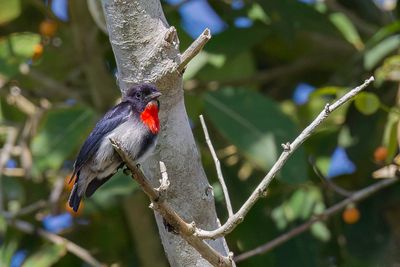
xmin=71 ymin=101 xmax=131 ymax=177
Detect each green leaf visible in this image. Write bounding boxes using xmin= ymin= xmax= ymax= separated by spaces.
xmin=364 ymin=35 xmax=400 ymax=70
xmin=300 ymin=187 xmax=322 ymax=220
xmin=22 ymin=244 xmax=66 ymax=267
xmin=330 ymin=12 xmax=364 ymax=50
xmin=271 ymin=206 xmax=288 ymax=230
xmin=310 ymin=221 xmax=331 ymax=242
xmin=271 ymin=186 xmax=324 ymax=230
xmin=204 ymin=88 xmax=308 ymax=183
xmin=0 ymin=32 xmax=41 ymax=59
xmin=183 ymin=51 xmax=209 ymax=80
xmin=366 ymin=21 xmax=400 ymax=48
xmin=314 ymin=157 xmax=330 ymax=177
xmin=338 ymin=126 xmax=356 ymax=148
xmin=288 ymin=188 xmax=307 ymax=219
xmin=0 ymin=32 xmax=40 ymax=85
xmin=375 ymin=55 xmax=400 ymax=83
xmin=0 ymin=0 xmax=21 ymax=25
xmin=31 ymin=107 xmax=95 ymax=172
xmin=354 ymin=92 xmax=380 ymax=115
xmin=248 ymin=3 xmax=271 ymax=24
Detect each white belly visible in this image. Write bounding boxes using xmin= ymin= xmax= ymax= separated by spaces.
xmin=77 ymin=117 xmax=157 ymax=195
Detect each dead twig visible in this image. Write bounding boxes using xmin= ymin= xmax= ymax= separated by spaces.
xmin=200 ymin=115 xmax=233 ymax=217
xmin=194 ymin=76 xmax=375 ymax=239
xmin=110 ymin=138 xmax=233 ymax=267
xmin=178 ymin=28 xmax=211 ymax=73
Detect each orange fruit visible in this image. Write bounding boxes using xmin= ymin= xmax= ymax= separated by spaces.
xmin=342 ymin=206 xmax=360 ymax=224
xmin=374 ymin=146 xmax=388 ymax=162
xmin=32 ymin=43 xmax=43 ymax=60
xmin=65 ymin=200 xmax=84 ymax=217
xmin=39 ymin=19 xmax=58 ymax=37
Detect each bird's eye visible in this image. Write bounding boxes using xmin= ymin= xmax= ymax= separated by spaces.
xmin=135 ymin=92 xmax=142 ymax=99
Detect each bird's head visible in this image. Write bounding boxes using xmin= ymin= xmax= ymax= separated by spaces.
xmin=125 ymin=84 xmax=161 ymax=134
xmin=125 ymin=84 xmax=161 ymax=112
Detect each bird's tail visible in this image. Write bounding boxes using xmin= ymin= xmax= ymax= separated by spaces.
xmin=68 ymin=169 xmax=77 ymax=184
xmin=68 ymin=184 xmax=82 ymax=212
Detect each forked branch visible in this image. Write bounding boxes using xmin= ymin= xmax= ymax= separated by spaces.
xmin=110 ymin=138 xmax=233 ymax=267
xmin=194 ymin=76 xmax=375 ymax=239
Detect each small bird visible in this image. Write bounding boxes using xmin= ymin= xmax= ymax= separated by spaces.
xmin=68 ymin=84 xmax=161 ymax=212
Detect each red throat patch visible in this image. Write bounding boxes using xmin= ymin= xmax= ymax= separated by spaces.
xmin=140 ymin=102 xmax=160 ymax=134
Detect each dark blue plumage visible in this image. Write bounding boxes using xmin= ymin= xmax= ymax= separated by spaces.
xmin=68 ymin=84 xmax=161 ymax=212
xmin=71 ymin=102 xmax=131 ymax=178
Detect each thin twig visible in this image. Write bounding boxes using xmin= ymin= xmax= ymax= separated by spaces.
xmin=234 ymin=177 xmax=399 ymax=262
xmin=8 ymin=218 xmax=104 ymax=267
xmin=309 ymin=157 xmax=353 ymax=197
xmin=325 ymin=0 xmax=377 ymax=36
xmin=200 ymin=115 xmax=234 ymax=217
xmin=109 ymin=138 xmax=233 ymax=267
xmin=0 ymin=127 xmax=18 ymax=212
xmin=178 ymin=28 xmax=211 ymax=73
xmin=7 ymin=86 xmax=37 ymax=116
xmin=195 ymin=76 xmax=375 ymax=239
xmin=2 ymin=200 xmax=47 ymax=219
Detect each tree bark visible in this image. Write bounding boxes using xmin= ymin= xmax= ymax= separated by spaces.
xmin=101 ymin=0 xmax=231 ymax=266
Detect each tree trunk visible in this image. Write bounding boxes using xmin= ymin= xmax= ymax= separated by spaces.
xmin=101 ymin=0 xmax=231 ymax=266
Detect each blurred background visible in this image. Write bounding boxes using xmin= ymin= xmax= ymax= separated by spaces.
xmin=1 ymin=0 xmax=400 ymax=266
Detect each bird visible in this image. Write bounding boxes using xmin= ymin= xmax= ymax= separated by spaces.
xmin=68 ymin=84 xmax=162 ymax=212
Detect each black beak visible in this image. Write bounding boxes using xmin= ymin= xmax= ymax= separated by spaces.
xmin=146 ymin=91 xmax=162 ymax=101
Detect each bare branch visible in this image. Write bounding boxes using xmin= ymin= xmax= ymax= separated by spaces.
xmin=7 ymin=218 xmax=104 ymax=267
xmin=2 ymin=200 xmax=47 ymax=219
xmin=200 ymin=115 xmax=233 ymax=217
xmin=234 ymin=177 xmax=399 ymax=262
xmin=309 ymin=157 xmax=353 ymax=197
xmin=178 ymin=28 xmax=211 ymax=73
xmin=195 ymin=76 xmax=375 ymax=239
xmin=7 ymin=86 xmax=37 ymax=116
xmin=110 ymin=138 xmax=233 ymax=267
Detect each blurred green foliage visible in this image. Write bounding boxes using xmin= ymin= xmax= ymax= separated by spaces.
xmin=0 ymin=0 xmax=400 ymax=266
